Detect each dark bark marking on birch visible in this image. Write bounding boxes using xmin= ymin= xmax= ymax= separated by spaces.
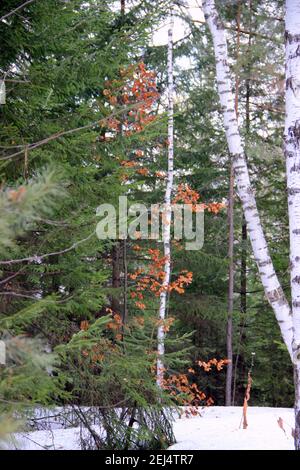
xmin=267 ymin=286 xmax=285 ymax=304
xmin=286 ymin=77 xmax=294 ymax=92
xmin=258 ymin=259 xmax=272 ymax=267
xmin=285 ymin=30 xmax=300 ymax=44
xmin=288 ymin=188 xmax=300 ymax=195
xmin=289 ymin=122 xmax=300 ymax=144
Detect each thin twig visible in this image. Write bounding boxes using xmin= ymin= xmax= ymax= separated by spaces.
xmin=0 ymin=232 xmax=95 ymax=265
xmin=0 ymin=0 xmax=36 ymax=22
xmin=0 ymin=291 xmax=41 ymax=299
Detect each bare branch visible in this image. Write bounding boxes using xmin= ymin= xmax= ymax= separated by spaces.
xmin=0 ymin=291 xmax=39 ymax=299
xmin=0 ymin=232 xmax=95 ymax=266
xmin=0 ymin=268 xmax=26 ymax=285
xmin=0 ymin=0 xmax=36 ymax=23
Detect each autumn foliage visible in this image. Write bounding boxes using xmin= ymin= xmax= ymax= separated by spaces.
xmin=79 ymin=309 xmax=229 ymax=416
xmin=102 ymin=61 xmax=159 ymax=180
xmin=128 ymin=248 xmax=193 ymax=310
xmin=173 ymin=183 xmax=226 ymax=214
xmin=100 ymin=61 xmax=228 ymax=413
xmin=103 ymin=62 xmax=159 ymax=135
xmin=161 ymin=358 xmax=229 ymax=417
xmin=198 ymin=358 xmax=231 ymax=372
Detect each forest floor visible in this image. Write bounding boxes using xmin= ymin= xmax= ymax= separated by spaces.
xmin=5 ymin=406 xmax=294 ymax=450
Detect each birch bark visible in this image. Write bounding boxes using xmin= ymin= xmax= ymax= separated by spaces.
xmin=202 ymin=0 xmax=294 ymax=359
xmin=226 ymin=163 xmax=234 ymax=406
xmin=285 ymin=0 xmax=300 ymax=449
xmin=157 ymin=11 xmax=174 ymax=388
xmin=226 ymin=1 xmax=241 ymax=407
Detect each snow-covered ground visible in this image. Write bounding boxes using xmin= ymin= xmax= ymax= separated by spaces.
xmin=170 ymin=406 xmax=294 ymax=450
xmin=5 ymin=407 xmax=295 ymax=450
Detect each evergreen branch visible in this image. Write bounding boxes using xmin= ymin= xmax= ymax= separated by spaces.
xmin=224 ymin=24 xmax=281 ymax=44
xmin=0 ymin=100 xmax=155 ymax=161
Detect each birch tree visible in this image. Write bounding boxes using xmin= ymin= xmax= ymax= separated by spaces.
xmin=157 ymin=10 xmax=174 ymax=388
xmin=203 ymin=0 xmax=300 ymax=448
xmin=226 ymin=0 xmax=241 ymax=407
xmin=285 ymin=0 xmax=300 ymax=449
xmin=202 ymin=0 xmax=294 ymax=359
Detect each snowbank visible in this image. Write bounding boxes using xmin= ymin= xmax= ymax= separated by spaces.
xmin=5 ymin=406 xmax=295 ymax=450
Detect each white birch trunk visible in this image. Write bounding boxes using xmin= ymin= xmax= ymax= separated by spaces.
xmin=203 ymin=0 xmax=294 ymax=359
xmin=157 ymin=11 xmax=174 ymax=388
xmin=226 ymin=164 xmax=234 ymax=406
xmin=284 ymin=0 xmax=300 ymax=449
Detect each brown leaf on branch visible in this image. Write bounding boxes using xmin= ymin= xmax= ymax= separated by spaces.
xmin=277 ymin=417 xmax=286 ymax=435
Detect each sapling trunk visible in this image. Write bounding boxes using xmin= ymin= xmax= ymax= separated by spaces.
xmin=157 ymin=10 xmax=174 ymax=388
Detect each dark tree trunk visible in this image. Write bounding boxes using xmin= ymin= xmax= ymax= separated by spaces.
xmin=121 ymin=0 xmax=125 ymax=16
xmin=122 ymin=239 xmax=128 ymax=338
xmin=111 ymin=242 xmax=121 ymax=314
xmin=240 ymin=217 xmax=247 ymax=318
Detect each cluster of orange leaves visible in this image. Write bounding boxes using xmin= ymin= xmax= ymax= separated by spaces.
xmin=129 ymin=248 xmax=193 ymax=310
xmin=156 ymin=316 xmax=175 ymax=333
xmin=159 ymin=358 xmax=229 ymax=417
xmin=162 ymin=371 xmax=214 ymax=417
xmin=198 ymin=358 xmax=231 ymax=372
xmin=81 ymin=343 xmax=105 ymax=363
xmin=134 ymin=316 xmax=145 ymax=327
xmin=7 ymin=186 xmax=26 ymax=203
xmin=80 ymin=320 xmax=89 ymax=331
xmin=136 ymin=168 xmax=149 ymax=176
xmin=173 ymin=184 xmax=226 ymax=214
xmin=79 ymin=313 xmax=125 ymax=364
xmin=106 ymin=311 xmax=123 ymax=341
xmin=79 ymin=320 xmax=106 ymax=364
xmin=155 ymin=171 xmax=166 ymax=179
xmin=206 ymin=202 xmax=227 ymax=214
xmin=102 ymin=62 xmax=159 ymax=181
xmin=173 ymin=183 xmax=200 ymax=207
xmin=121 ymin=160 xmax=136 ymax=168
